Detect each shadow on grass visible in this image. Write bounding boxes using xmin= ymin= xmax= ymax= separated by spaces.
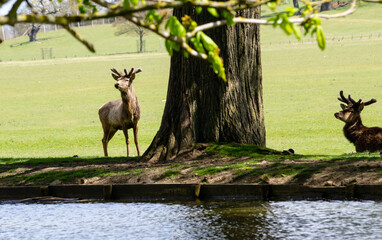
xmin=233 ymin=153 xmax=382 ymax=184
xmin=205 ymin=142 xmax=382 ymax=184
xmin=10 ymin=36 xmax=63 ymax=48
xmin=0 ymin=156 xmax=141 ymax=185
xmin=0 ymin=156 xmax=139 ymax=166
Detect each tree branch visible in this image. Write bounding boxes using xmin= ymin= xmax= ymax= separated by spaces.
xmin=187 ymin=0 xmax=358 ymax=38
xmin=62 ymin=25 xmax=95 ymax=52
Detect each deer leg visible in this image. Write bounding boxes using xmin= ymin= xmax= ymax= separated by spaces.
xmin=133 ymin=124 xmax=140 ymax=156
xmin=102 ymin=128 xmax=110 ymax=157
xmin=102 ymin=127 xmax=117 ymax=157
xmin=122 ymin=126 xmax=129 ymax=157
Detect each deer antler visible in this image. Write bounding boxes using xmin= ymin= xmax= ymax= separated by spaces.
xmin=338 ymin=90 xmax=350 ymax=104
xmin=123 ymin=68 xmax=134 ymax=78
xmin=111 ymin=68 xmax=123 ymax=77
xmin=134 ymin=68 xmax=142 ymax=74
xmin=364 ymin=98 xmax=377 ymax=106
xmin=338 ymin=90 xmax=377 ymax=106
xmin=338 ymin=90 xmax=358 ymax=105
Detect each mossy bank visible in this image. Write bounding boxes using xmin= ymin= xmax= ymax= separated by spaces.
xmin=1 ymin=143 xmax=382 ymax=187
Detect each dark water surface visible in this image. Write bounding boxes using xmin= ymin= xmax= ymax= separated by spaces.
xmin=1 ymin=200 xmax=382 ymax=239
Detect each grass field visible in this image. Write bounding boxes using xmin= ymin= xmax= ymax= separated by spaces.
xmin=1 ymin=4 xmax=382 ymax=158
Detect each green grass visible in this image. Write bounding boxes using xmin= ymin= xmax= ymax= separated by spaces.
xmin=1 ymin=4 xmax=382 ymax=158
xmin=0 ymin=24 xmax=165 ymax=61
xmin=163 ymin=170 xmax=181 ymax=179
xmin=0 ymin=156 xmax=136 ymax=166
xmin=0 ymin=53 xmax=169 ymax=157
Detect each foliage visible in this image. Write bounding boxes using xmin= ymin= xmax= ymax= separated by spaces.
xmin=163 ymin=170 xmax=181 ymax=178
xmin=0 ymin=0 xmax=373 ymax=80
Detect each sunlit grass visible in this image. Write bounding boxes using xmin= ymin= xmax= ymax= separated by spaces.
xmin=1 ymin=4 xmax=382 ymax=157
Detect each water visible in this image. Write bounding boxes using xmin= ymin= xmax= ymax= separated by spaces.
xmin=1 ymin=200 xmax=382 ymax=240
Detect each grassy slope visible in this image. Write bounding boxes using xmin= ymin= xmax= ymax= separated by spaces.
xmin=0 ymin=24 xmax=165 ymax=61
xmin=262 ymin=3 xmax=382 ymax=155
xmin=0 ymin=54 xmax=170 ymax=157
xmin=0 ymin=4 xmax=382 ymax=159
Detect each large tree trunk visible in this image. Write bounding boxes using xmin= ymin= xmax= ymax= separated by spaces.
xmin=320 ymin=2 xmax=332 ymax=12
xmin=28 ymin=24 xmax=40 ymax=42
xmin=293 ymin=0 xmax=299 ymax=8
xmin=142 ymin=7 xmax=265 ymax=164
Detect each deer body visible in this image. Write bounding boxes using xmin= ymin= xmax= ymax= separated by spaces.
xmin=342 ymin=119 xmax=382 ymax=153
xmin=335 ymin=90 xmax=382 ymax=155
xmin=99 ymin=67 xmax=142 ymax=157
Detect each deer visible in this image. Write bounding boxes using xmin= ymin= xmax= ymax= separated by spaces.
xmin=98 ymin=67 xmax=142 ymax=157
xmin=334 ymin=90 xmax=382 ymax=158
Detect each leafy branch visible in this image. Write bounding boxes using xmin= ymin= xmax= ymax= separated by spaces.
xmin=0 ymin=0 xmax=374 ymax=80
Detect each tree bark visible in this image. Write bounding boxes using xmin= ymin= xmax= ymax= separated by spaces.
xmin=293 ymin=0 xmax=299 ymax=9
xmin=142 ymin=7 xmax=265 ymax=164
xmin=320 ymin=2 xmax=332 ymax=12
xmin=28 ymin=24 xmax=40 ymax=42
xmin=293 ymin=0 xmax=301 ymax=15
xmin=139 ymin=29 xmax=143 ymax=52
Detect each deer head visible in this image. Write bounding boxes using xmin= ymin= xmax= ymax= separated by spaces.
xmin=334 ymin=90 xmax=377 ymax=123
xmin=111 ymin=67 xmax=142 ymax=91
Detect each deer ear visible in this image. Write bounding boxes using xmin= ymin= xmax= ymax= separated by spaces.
xmin=111 ymin=73 xmax=119 ymax=81
xmin=358 ymin=103 xmax=365 ymax=111
xmin=340 ymin=104 xmax=347 ymax=110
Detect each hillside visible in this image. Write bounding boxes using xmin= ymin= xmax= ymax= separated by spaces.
xmin=0 ymin=24 xmax=165 ymax=62
xmin=1 ymin=3 xmax=382 ymax=61
xmin=1 ymin=4 xmax=382 ymax=158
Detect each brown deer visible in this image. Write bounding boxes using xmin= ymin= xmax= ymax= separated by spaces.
xmin=98 ymin=67 xmax=142 ymax=157
xmin=334 ymin=90 xmax=382 ymax=157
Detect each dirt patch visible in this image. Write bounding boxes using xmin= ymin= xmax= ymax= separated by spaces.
xmin=1 ymin=144 xmax=382 ymax=186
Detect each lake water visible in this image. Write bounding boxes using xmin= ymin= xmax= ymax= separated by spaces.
xmin=1 ymin=200 xmax=382 ymax=239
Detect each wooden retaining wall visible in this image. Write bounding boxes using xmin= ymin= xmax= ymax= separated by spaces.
xmin=1 ymin=184 xmax=382 ymax=201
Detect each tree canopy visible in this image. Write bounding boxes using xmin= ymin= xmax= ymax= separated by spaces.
xmin=0 ymin=0 xmax=375 ymax=80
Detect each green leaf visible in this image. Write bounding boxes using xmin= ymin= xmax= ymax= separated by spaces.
xmin=130 ymin=0 xmax=139 ymax=6
xmin=165 ymin=39 xmax=173 ymax=56
xmin=123 ymin=0 xmax=130 ymax=8
xmin=141 ymin=0 xmax=146 ymax=5
xmin=316 ymin=26 xmax=326 ymax=50
xmin=172 ymin=41 xmax=180 ymax=52
xmin=310 ymin=26 xmax=317 ymax=37
xmin=208 ymin=52 xmax=226 ymax=81
xmin=146 ymin=10 xmax=162 ymax=24
xmin=199 ymin=32 xmax=218 ymax=51
xmin=183 ymin=50 xmax=189 ymax=58
xmin=280 ymin=18 xmax=293 ymax=35
xmin=267 ymin=2 xmax=277 ymax=11
xmin=207 ymin=8 xmax=219 ymax=18
xmin=196 ymin=7 xmax=202 ymax=14
xmin=267 ymin=15 xmax=279 ymax=28
xmin=166 ymin=16 xmax=186 ymax=37
xmin=78 ymin=4 xmax=86 ymax=14
xmin=292 ymin=24 xmax=301 ymax=40
xmin=286 ymin=7 xmax=298 ymax=16
xmin=222 ymin=10 xmax=235 ymax=26
xmin=190 ymin=37 xmax=206 ymax=54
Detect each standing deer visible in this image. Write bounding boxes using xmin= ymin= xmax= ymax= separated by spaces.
xmin=334 ymin=90 xmax=382 ymax=157
xmin=99 ymin=67 xmax=142 ymax=157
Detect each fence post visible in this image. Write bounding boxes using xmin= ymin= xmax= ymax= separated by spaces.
xmin=1 ymin=26 xmax=6 ymax=41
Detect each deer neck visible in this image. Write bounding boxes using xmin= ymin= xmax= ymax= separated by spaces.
xmin=343 ymin=117 xmax=364 ymax=144
xmin=121 ymin=90 xmax=136 ymax=112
